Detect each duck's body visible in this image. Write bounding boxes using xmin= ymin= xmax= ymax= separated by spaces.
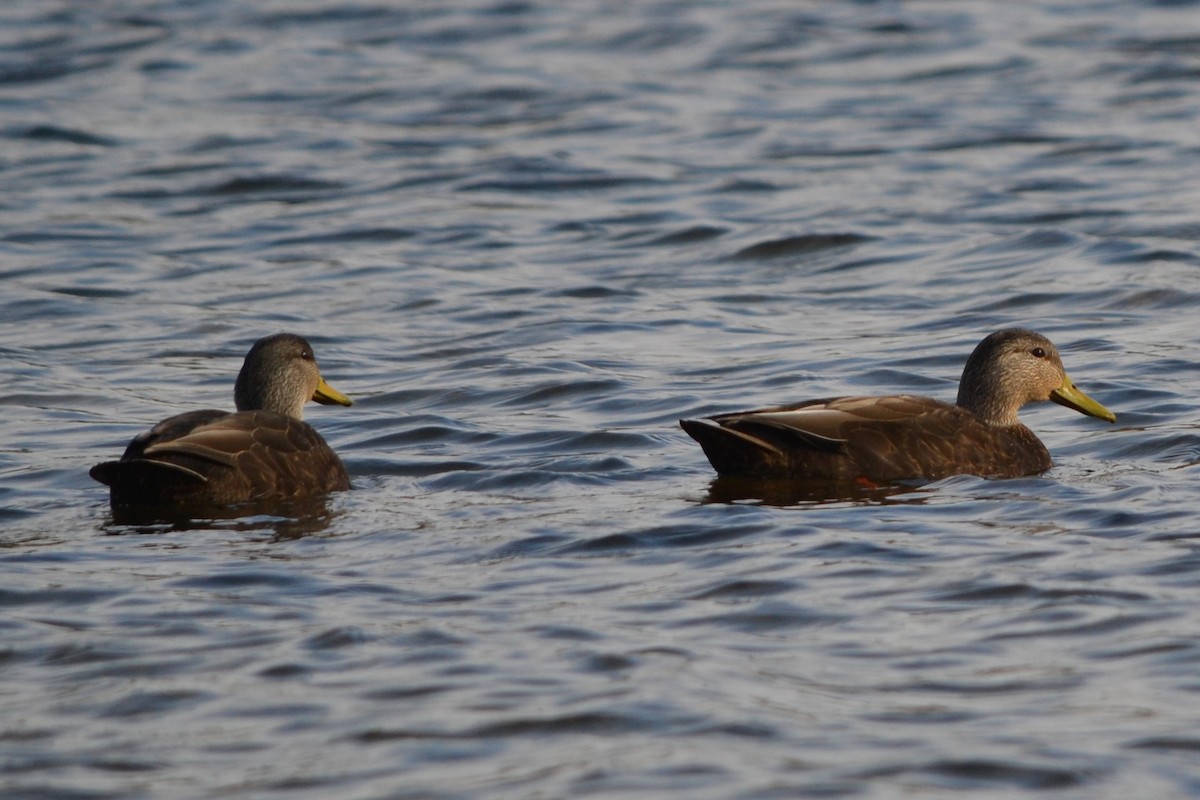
xmin=91 ymin=333 xmax=352 ymax=513
xmin=680 ymin=329 xmax=1115 ymax=484
xmin=681 ymin=394 xmax=1054 ymax=482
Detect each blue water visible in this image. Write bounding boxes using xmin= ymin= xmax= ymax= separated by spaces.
xmin=4 ymin=1 xmax=1200 ymax=797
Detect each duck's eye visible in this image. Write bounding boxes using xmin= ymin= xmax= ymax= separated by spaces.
xmin=1031 ymin=347 xmax=1046 ymax=358
xmin=301 ymin=349 xmax=313 ymax=360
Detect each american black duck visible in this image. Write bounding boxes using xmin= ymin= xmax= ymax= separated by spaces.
xmin=91 ymin=333 xmax=353 ymax=513
xmin=680 ymin=329 xmax=1115 ymax=483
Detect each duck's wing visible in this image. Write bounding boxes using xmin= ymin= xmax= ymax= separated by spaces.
xmin=92 ymin=410 xmax=348 ymax=506
xmin=118 ymin=410 xmax=230 ymax=460
xmin=144 ymin=411 xmax=347 ymax=497
xmin=142 ymin=411 xmax=300 ymax=467
xmin=90 ymin=410 xmax=229 ymax=487
xmin=681 ymin=395 xmax=968 ymax=480
xmin=709 ymin=395 xmax=939 ymax=445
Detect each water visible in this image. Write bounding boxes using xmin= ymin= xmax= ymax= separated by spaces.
xmin=3 ymin=0 xmax=1200 ymax=797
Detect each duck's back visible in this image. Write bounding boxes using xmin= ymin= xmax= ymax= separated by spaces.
xmin=681 ymin=395 xmax=1052 ymax=482
xmin=90 ymin=409 xmax=349 ymax=508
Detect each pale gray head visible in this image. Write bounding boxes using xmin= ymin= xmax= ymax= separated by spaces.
xmin=233 ymin=333 xmax=352 ymax=419
xmin=956 ymin=328 xmax=1115 ymax=426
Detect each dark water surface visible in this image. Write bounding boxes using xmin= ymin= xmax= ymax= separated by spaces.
xmin=4 ymin=1 xmax=1200 ymax=797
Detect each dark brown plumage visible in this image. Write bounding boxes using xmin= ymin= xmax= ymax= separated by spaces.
xmin=91 ymin=333 xmax=352 ymax=515
xmin=680 ymin=329 xmax=1116 ymax=484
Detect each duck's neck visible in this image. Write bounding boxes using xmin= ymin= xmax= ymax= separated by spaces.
xmin=957 ymin=369 xmax=1020 ymax=427
xmin=234 ymin=371 xmax=306 ymax=419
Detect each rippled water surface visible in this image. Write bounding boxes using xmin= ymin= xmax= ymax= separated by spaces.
xmin=5 ymin=1 xmax=1200 ymax=797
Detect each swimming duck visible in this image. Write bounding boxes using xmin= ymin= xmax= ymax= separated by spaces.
xmin=680 ymin=329 xmax=1115 ymax=483
xmin=91 ymin=333 xmax=352 ymax=512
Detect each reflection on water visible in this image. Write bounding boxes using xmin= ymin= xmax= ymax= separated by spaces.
xmin=100 ymin=495 xmax=341 ymax=538
xmin=3 ymin=0 xmax=1200 ymax=798
xmin=701 ymin=475 xmax=929 ymax=507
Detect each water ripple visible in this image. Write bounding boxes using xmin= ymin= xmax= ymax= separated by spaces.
xmin=5 ymin=0 xmax=1200 ymax=798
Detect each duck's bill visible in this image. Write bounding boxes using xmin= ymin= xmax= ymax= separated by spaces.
xmin=1050 ymin=375 xmax=1115 ymax=423
xmin=313 ymin=378 xmax=353 ymax=407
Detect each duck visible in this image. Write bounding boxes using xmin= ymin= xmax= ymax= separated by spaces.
xmin=679 ymin=329 xmax=1115 ymax=484
xmin=91 ymin=333 xmax=353 ymax=513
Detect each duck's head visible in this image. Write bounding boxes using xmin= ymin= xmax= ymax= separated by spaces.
xmin=956 ymin=328 xmax=1115 ymax=426
xmin=234 ymin=333 xmax=352 ymax=419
